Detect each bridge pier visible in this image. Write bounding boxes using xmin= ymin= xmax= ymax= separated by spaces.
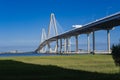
xmin=75 ymin=35 xmax=79 ymax=53
xmin=41 ymin=46 xmax=46 ymax=53
xmin=60 ymin=38 xmax=62 ymax=54
xmin=64 ymin=38 xmax=67 ymax=54
xmin=92 ymin=31 xmax=95 ymax=55
xmin=66 ymin=37 xmax=71 ymax=53
xmin=56 ymin=39 xmax=59 ymax=53
xmin=66 ymin=38 xmax=68 ymax=53
xmin=47 ymin=42 xmax=51 ymax=53
xmin=107 ymin=29 xmax=111 ymax=53
xmin=68 ymin=37 xmax=71 ymax=53
xmin=87 ymin=34 xmax=90 ymax=53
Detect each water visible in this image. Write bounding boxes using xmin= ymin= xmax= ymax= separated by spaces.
xmin=0 ymin=52 xmax=62 ymax=57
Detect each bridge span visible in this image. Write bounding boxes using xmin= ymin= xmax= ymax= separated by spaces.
xmin=36 ymin=12 xmax=120 ymax=54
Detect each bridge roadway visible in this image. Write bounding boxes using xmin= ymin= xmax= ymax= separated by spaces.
xmin=36 ymin=12 xmax=120 ymax=54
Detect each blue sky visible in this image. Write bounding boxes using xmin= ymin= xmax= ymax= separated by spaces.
xmin=0 ymin=0 xmax=120 ymax=52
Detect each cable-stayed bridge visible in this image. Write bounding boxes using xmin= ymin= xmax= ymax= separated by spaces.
xmin=36 ymin=12 xmax=120 ymax=54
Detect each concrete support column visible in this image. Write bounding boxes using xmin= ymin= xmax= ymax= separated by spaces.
xmin=42 ymin=46 xmax=46 ymax=53
xmin=64 ymin=38 xmax=67 ymax=53
xmin=68 ymin=37 xmax=71 ymax=53
xmin=60 ymin=39 xmax=62 ymax=54
xmin=40 ymin=48 xmax=43 ymax=53
xmin=66 ymin=37 xmax=71 ymax=53
xmin=40 ymin=48 xmax=44 ymax=53
xmin=75 ymin=35 xmax=79 ymax=53
xmin=66 ymin=38 xmax=69 ymax=53
xmin=107 ymin=30 xmax=111 ymax=53
xmin=56 ymin=39 xmax=59 ymax=53
xmin=47 ymin=42 xmax=51 ymax=53
xmin=87 ymin=34 xmax=90 ymax=53
xmin=92 ymin=31 xmax=95 ymax=55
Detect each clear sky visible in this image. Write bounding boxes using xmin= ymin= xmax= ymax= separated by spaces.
xmin=0 ymin=0 xmax=120 ymax=52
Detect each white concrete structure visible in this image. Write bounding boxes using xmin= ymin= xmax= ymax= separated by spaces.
xmin=36 ymin=12 xmax=120 ymax=54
